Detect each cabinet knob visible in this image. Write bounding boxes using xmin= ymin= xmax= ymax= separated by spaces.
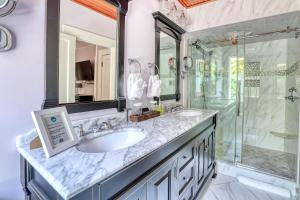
xmin=182 ymin=155 xmax=187 ymax=159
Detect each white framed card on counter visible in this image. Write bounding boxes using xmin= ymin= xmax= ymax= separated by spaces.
xmin=31 ymin=106 xmax=78 ymax=158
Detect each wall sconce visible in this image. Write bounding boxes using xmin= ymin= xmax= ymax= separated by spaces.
xmin=0 ymin=0 xmax=17 ymax=17
xmin=0 ymin=0 xmax=17 ymax=52
xmin=0 ymin=25 xmax=12 ymax=52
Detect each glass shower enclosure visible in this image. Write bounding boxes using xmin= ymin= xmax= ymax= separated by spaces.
xmin=186 ymin=12 xmax=300 ymax=182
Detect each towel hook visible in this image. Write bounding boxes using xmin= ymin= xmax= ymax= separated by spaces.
xmin=128 ymin=58 xmax=142 ymax=74
xmin=148 ymin=63 xmax=160 ymax=78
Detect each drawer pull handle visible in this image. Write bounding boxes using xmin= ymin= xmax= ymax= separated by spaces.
xmin=182 ymin=155 xmax=187 ymax=159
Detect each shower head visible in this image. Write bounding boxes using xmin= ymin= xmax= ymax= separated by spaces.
xmin=192 ymin=39 xmax=202 ymax=49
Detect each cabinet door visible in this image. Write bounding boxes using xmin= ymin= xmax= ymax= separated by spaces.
xmin=195 ymin=136 xmax=206 ymax=192
xmin=147 ymin=161 xmax=177 ymax=200
xmin=116 ymin=183 xmax=147 ymax=200
xmin=206 ymin=130 xmax=215 ymax=173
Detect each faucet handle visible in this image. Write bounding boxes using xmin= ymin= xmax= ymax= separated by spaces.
xmin=74 ymin=124 xmax=85 ymax=137
xmin=107 ymin=117 xmax=118 ymax=128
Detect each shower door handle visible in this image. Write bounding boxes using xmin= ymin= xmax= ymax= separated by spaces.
xmin=236 ymin=81 xmax=241 ymax=116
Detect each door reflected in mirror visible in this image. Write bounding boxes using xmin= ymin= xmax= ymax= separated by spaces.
xmin=59 ymin=0 xmax=117 ymax=104
xmin=160 ymin=32 xmax=177 ymax=96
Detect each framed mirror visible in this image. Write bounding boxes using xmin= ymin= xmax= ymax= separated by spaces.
xmin=43 ymin=0 xmax=129 ymax=113
xmin=153 ymin=12 xmax=185 ymax=101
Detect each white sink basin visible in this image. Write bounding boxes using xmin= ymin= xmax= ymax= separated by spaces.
xmin=76 ymin=127 xmax=146 ymax=153
xmin=177 ymin=110 xmax=202 ymax=117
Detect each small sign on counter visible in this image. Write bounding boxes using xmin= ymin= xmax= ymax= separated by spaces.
xmin=31 ymin=107 xmax=78 ymax=158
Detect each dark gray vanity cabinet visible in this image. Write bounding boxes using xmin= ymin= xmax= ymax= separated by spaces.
xmin=195 ymin=126 xmax=215 ymax=195
xmin=20 ymin=115 xmax=217 ymax=200
xmin=195 ymin=135 xmax=206 ymax=193
xmin=117 ymin=125 xmax=216 ymax=200
xmin=116 ymin=160 xmax=177 ymax=200
xmin=117 ymin=183 xmax=147 ymax=200
xmin=147 ymin=161 xmax=177 ymax=200
xmin=206 ymin=130 xmax=215 ymax=174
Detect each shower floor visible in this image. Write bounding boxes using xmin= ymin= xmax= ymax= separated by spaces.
xmin=241 ymin=145 xmax=297 ymax=180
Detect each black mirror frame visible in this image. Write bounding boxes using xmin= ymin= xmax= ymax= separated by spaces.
xmin=42 ymin=0 xmax=129 ymax=113
xmin=153 ymin=11 xmax=186 ymax=101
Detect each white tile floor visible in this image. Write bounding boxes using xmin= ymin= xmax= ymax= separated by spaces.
xmin=200 ymin=174 xmax=290 ymax=200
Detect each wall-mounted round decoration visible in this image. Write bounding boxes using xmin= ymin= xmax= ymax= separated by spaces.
xmin=0 ymin=0 xmax=17 ymax=17
xmin=168 ymin=57 xmax=176 ymax=70
xmin=183 ymin=56 xmax=193 ymax=71
xmin=0 ymin=25 xmax=13 ymax=52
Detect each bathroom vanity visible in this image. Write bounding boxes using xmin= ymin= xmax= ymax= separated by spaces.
xmin=18 ymin=110 xmax=217 ymax=200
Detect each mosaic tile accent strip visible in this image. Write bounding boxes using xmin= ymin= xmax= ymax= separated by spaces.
xmin=245 ymin=61 xmax=300 ymax=77
xmin=245 ymin=62 xmax=260 ymax=74
xmin=286 ymin=61 xmax=300 ymax=75
xmin=245 ymin=79 xmax=260 ymax=87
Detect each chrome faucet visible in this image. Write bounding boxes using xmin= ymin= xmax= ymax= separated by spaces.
xmin=171 ymin=105 xmax=183 ymax=112
xmin=77 ymin=118 xmax=118 ymax=137
xmin=73 ymin=124 xmax=85 ymax=137
xmin=99 ymin=121 xmax=112 ymax=130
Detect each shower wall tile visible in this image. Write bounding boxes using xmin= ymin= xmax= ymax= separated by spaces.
xmin=243 ymin=40 xmax=288 ymax=152
xmin=243 ymin=38 xmax=300 ymax=154
xmin=284 ymin=38 xmax=300 ymax=154
xmin=186 ymin=0 xmax=300 ymax=33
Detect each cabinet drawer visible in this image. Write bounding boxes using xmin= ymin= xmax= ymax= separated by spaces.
xmin=115 ymin=183 xmax=146 ymax=200
xmin=179 ymin=184 xmax=194 ymax=200
xmin=178 ymin=161 xmax=195 ymax=195
xmin=177 ymin=142 xmax=195 ymax=173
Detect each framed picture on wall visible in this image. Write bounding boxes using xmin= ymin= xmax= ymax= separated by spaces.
xmin=31 ymin=106 xmax=78 ymax=158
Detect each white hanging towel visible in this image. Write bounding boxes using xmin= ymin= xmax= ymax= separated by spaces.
xmin=147 ymin=75 xmax=161 ymax=98
xmin=127 ymin=73 xmax=147 ymax=100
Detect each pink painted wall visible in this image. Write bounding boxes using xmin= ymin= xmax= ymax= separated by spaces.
xmin=0 ymin=0 xmax=45 ymax=199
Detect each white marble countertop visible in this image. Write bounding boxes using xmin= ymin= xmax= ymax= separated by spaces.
xmin=17 ymin=109 xmax=218 ymax=199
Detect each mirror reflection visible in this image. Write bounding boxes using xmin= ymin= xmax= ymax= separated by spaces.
xmin=159 ymin=32 xmax=177 ymax=96
xmin=59 ymin=0 xmax=117 ymax=104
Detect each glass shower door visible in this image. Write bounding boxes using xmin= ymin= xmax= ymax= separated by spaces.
xmin=188 ymin=40 xmax=241 ymax=163
xmin=237 ymin=35 xmax=299 ymax=181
